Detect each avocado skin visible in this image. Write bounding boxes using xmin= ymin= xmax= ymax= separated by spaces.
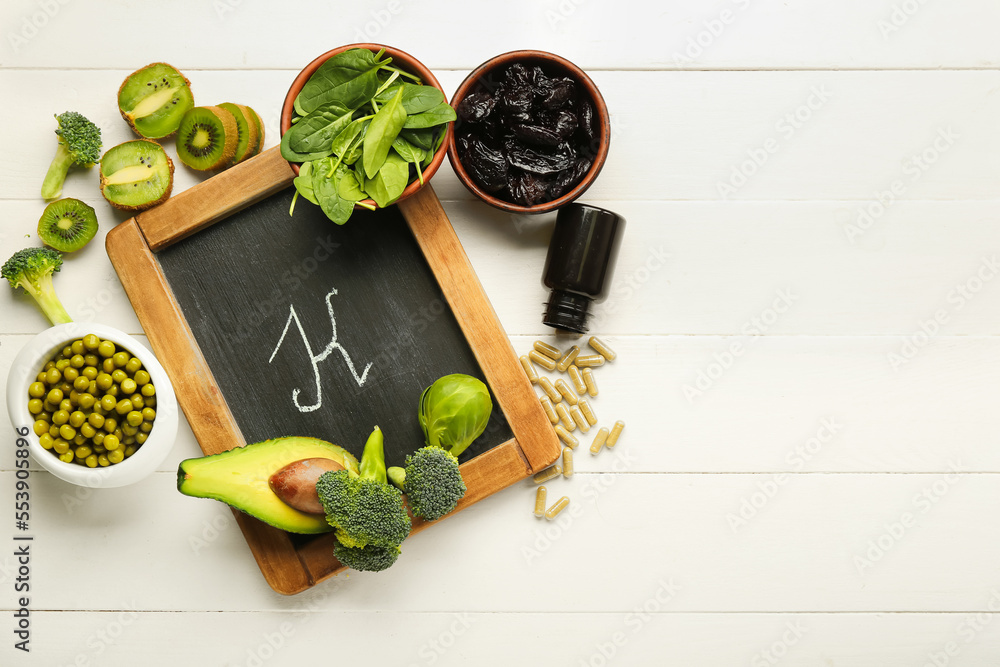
xmin=177 ymin=437 xmax=360 ymax=534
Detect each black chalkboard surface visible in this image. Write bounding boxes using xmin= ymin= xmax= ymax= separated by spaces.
xmin=157 ymin=189 xmax=512 ymax=467
xmin=106 ymin=147 xmax=559 ymax=594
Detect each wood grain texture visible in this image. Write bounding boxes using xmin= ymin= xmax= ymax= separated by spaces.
xmin=400 ymin=186 xmax=561 ymax=473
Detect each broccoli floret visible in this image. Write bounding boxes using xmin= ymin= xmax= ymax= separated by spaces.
xmin=41 ymin=112 xmax=102 ymax=200
xmin=316 ymin=426 xmax=411 ymax=552
xmin=388 ymin=446 xmax=467 ymax=521
xmin=1 ymin=247 xmax=72 ymax=325
xmin=333 ymin=542 xmax=401 ymax=573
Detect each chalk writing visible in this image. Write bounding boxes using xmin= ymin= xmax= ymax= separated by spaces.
xmin=268 ymin=288 xmax=372 ymax=413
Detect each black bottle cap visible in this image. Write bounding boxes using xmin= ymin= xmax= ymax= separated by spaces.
xmin=541 ymin=203 xmax=626 ymax=334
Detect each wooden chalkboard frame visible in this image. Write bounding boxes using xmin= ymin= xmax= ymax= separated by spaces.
xmin=106 ymin=147 xmax=560 ymax=595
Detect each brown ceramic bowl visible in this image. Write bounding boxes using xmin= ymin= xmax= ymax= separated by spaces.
xmin=447 ymin=50 xmax=610 ymax=215
xmin=280 ymin=44 xmax=452 ymax=209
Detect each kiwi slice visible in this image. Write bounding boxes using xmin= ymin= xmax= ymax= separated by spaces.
xmin=217 ymin=103 xmax=259 ymax=166
xmin=175 ymin=106 xmax=238 ymax=171
xmin=99 ymin=139 xmax=174 ymax=211
xmin=37 ymin=198 xmax=98 ymax=252
xmin=118 ymin=63 xmax=194 ymax=139
xmin=247 ymin=106 xmax=265 ymax=151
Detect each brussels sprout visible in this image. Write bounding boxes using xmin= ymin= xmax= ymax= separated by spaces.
xmin=418 ymin=374 xmax=492 ymax=457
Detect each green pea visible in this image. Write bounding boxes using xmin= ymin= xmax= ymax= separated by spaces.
xmin=100 ymin=395 xmax=117 ymax=412
xmin=83 ymin=353 xmax=99 ymax=367
xmin=68 ymin=411 xmax=86 ymax=428
xmin=53 ymin=440 xmax=69 ymax=455
xmin=141 ymin=407 xmax=156 ymax=421
xmin=78 ymin=394 xmax=95 ymax=410
xmin=120 ymin=378 xmax=137 ymax=395
xmin=28 ymin=382 xmax=45 ymax=398
xmin=46 ymin=388 xmax=63 ymax=404
xmin=85 ymin=455 xmax=98 ymax=468
xmin=80 ymin=423 xmax=96 ymax=439
xmin=36 ymin=371 xmax=48 ymax=383
xmin=38 ymin=434 xmax=54 ymax=450
xmin=59 ymin=424 xmax=76 ymax=440
xmin=27 ymin=399 xmax=43 ymax=414
xmin=126 ymin=411 xmax=143 ymax=427
xmin=124 ymin=445 xmax=136 ymax=457
xmin=104 ymin=434 xmax=120 ymax=451
xmin=140 ymin=421 xmax=153 ymax=433
xmin=63 ymin=367 xmax=79 ymax=382
xmin=47 ymin=424 xmax=59 ymax=438
xmin=59 ymin=399 xmax=72 ymax=412
xmin=97 ymin=455 xmax=109 ymax=467
xmin=95 ymin=373 xmax=113 ymax=391
xmin=111 ymin=369 xmax=127 ymax=385
xmin=115 ymin=399 xmax=133 ymax=415
xmin=43 ymin=361 xmax=55 ymax=370
xmin=58 ymin=451 xmax=74 ymax=464
xmin=106 ymin=385 xmax=119 ymax=398
xmin=134 ymin=370 xmax=150 ymax=386
xmin=108 ymin=449 xmax=124 ymax=464
xmin=52 ymin=410 xmax=69 ymax=425
xmin=103 ymin=418 xmax=117 ymax=434
xmin=129 ymin=395 xmax=144 ymax=409
xmin=83 ymin=334 xmax=99 ymax=351
xmin=135 ymin=433 xmax=148 ymax=445
xmin=112 ymin=352 xmax=129 ymax=368
xmin=125 ymin=358 xmax=142 ymax=374
xmin=32 ymin=420 xmax=47 ymax=436
xmin=82 ymin=366 xmax=98 ymax=380
xmin=73 ymin=434 xmax=87 ymax=446
xmin=122 ymin=424 xmax=138 ymax=437
xmin=70 ymin=354 xmax=85 ymax=368
xmin=88 ymin=412 xmax=105 ymax=428
xmin=71 ymin=339 xmax=84 ymax=355
xmin=55 ymin=358 xmax=70 ymax=371
xmin=92 ymin=432 xmax=105 ymax=446
xmin=98 ymin=340 xmax=115 ymax=358
xmin=141 ymin=384 xmax=155 ymax=397
xmin=75 ymin=445 xmax=92 ymax=459
xmin=73 ymin=376 xmax=89 ymax=392
xmin=61 ymin=345 xmax=72 ymax=358
xmin=102 ymin=358 xmax=116 ymax=373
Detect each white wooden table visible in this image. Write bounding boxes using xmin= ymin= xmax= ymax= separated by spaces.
xmin=3 ymin=1 xmax=1000 ymax=664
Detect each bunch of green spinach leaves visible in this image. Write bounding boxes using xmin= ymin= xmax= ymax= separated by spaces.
xmin=281 ymin=48 xmax=456 ymax=224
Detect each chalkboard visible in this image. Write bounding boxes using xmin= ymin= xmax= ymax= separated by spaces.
xmin=106 ymin=147 xmax=559 ymax=594
xmin=156 ymin=189 xmax=512 ymax=468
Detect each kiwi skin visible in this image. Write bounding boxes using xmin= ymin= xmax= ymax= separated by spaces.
xmin=218 ymin=102 xmax=259 ymax=167
xmin=118 ymin=62 xmax=193 ymax=139
xmin=99 ymin=139 xmax=174 ymax=212
xmin=176 ymin=106 xmax=238 ymax=171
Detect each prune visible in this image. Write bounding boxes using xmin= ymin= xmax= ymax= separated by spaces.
xmin=542 ymin=78 xmax=576 ymax=110
xmin=457 ymin=91 xmax=496 ymax=122
xmin=464 ymin=139 xmax=507 ymax=193
xmin=456 ymin=135 xmax=471 ymax=159
xmin=505 ymin=63 xmax=531 ymax=88
xmin=509 ymin=171 xmax=549 ymax=206
xmin=500 ymin=86 xmax=532 ymax=124
xmin=512 ymin=124 xmax=561 ymax=147
xmin=576 ymin=100 xmax=595 ymax=141
xmin=547 ymin=157 xmax=592 ymax=200
xmin=505 ymin=140 xmax=576 ymax=175
xmin=551 ymin=110 xmax=578 ymax=139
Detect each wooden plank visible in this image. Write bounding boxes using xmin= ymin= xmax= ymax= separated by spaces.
xmin=399 ymin=186 xmax=561 ymax=473
xmin=136 ymin=148 xmax=295 ymax=251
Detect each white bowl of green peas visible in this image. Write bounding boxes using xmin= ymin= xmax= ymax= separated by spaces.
xmin=6 ymin=323 xmax=178 ymax=488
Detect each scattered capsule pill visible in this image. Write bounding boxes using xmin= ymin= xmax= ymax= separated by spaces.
xmin=554 ymin=379 xmax=579 ymax=405
xmin=538 ymin=377 xmax=561 ymax=403
xmin=519 ymin=355 xmax=539 ymax=384
xmin=545 ymin=496 xmax=570 ymax=521
xmin=533 ymin=465 xmax=562 ymax=484
xmin=533 ymin=341 xmax=561 ymax=361
xmin=568 ymin=365 xmax=587 ymax=394
xmin=554 ymin=424 xmax=579 ymax=448
xmin=539 ymin=396 xmax=559 ymax=424
xmin=534 ymin=486 xmax=548 ymax=517
xmin=562 ymin=447 xmax=574 ymax=478
xmin=555 ymin=402 xmax=575 ymax=431
xmin=556 ymin=345 xmax=580 ymax=372
xmin=575 ymin=354 xmax=605 ymax=368
xmin=570 ymin=406 xmax=590 ymax=433
xmin=590 ymin=428 xmax=609 ymax=455
xmin=578 ymin=399 xmax=597 ymax=426
xmin=607 ymin=420 xmax=625 ymax=448
xmin=529 ymin=350 xmax=557 ymax=371
xmin=588 ymin=336 xmax=616 ymax=362
xmin=582 ymin=368 xmax=598 ymax=397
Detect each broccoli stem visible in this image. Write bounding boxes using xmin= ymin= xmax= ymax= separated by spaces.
xmin=387 ymin=466 xmax=405 ymax=489
xmin=21 ymin=273 xmax=72 ymax=324
xmin=359 ymin=426 xmax=387 ymax=484
xmin=41 ymin=142 xmax=74 ymax=200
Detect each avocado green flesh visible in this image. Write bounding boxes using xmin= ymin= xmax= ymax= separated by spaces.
xmin=177 ymin=437 xmax=359 ymax=534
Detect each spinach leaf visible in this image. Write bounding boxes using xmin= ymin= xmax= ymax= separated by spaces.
xmin=400 ymin=128 xmax=435 ymax=150
xmin=312 ymin=158 xmax=355 ymax=225
xmin=402 ymin=102 xmax=457 ymax=129
xmin=293 ymin=161 xmax=319 ymax=205
xmin=422 ymin=128 xmax=447 ymax=169
xmin=392 ymin=136 xmax=428 ymax=184
xmin=330 ymin=117 xmax=370 ymax=158
xmin=280 ymin=127 xmax=334 ymax=163
xmin=366 ymin=151 xmax=410 ymax=208
xmin=373 ymin=83 xmax=445 ymax=114
xmin=285 ymin=102 xmax=354 ymax=154
xmin=363 ymin=87 xmax=407 ymax=179
xmin=337 ymin=169 xmax=367 ymax=201
xmin=296 ymin=49 xmax=388 ymax=114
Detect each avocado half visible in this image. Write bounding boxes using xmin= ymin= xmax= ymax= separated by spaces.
xmin=177 ymin=437 xmax=359 ymax=534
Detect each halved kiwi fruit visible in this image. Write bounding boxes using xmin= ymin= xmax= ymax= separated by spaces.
xmin=118 ymin=63 xmax=194 ymax=139
xmin=99 ymin=140 xmax=174 ymax=211
xmin=175 ymin=106 xmax=238 ymax=171
xmin=218 ymin=103 xmax=259 ymax=166
xmin=37 ymin=198 xmax=98 ymax=252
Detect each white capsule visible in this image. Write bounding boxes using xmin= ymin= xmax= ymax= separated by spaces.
xmin=555 ymin=379 xmax=579 ymax=406
xmin=519 ymin=355 xmax=538 ymax=384
xmin=539 ymin=395 xmax=559 ymax=424
xmin=588 ymin=336 xmax=616 ymax=362
xmin=582 ymin=368 xmax=598 ymax=397
xmin=533 ymin=341 xmax=561 ymax=361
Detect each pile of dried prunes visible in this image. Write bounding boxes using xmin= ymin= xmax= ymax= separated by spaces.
xmin=454 ymin=62 xmax=598 ymax=207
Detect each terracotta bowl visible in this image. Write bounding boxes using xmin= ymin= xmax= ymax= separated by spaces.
xmin=280 ymin=43 xmax=452 ymax=209
xmin=447 ymin=50 xmax=611 ymax=215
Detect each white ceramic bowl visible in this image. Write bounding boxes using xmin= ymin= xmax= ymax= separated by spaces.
xmin=6 ymin=323 xmax=178 ymax=488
